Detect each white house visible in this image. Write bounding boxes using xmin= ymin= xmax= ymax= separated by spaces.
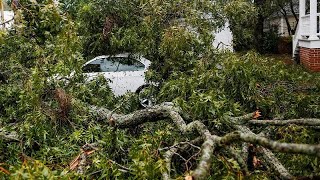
xmin=265 ymin=2 xmax=299 ymax=37
xmin=293 ymin=0 xmax=320 ymax=72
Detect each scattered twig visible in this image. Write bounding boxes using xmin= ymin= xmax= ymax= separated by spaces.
xmin=69 ymin=143 xmax=98 ymax=174
xmin=234 ymin=125 xmax=293 ymax=179
xmin=0 ymin=18 xmax=14 ymax=26
xmin=173 ymin=152 xmax=188 ymax=162
xmin=159 ymin=141 xmax=201 ymax=152
xmin=185 ymin=147 xmax=202 ymax=172
xmin=162 ymin=137 xmax=203 ymax=180
xmin=0 ymin=163 xmax=10 ymax=175
xmin=108 ymin=159 xmax=133 ymax=172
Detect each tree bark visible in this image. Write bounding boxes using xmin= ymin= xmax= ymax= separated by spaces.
xmin=279 ymin=3 xmax=292 ymax=36
xmin=289 ymin=0 xmax=299 ymax=34
xmin=249 ymin=119 xmax=320 ymax=126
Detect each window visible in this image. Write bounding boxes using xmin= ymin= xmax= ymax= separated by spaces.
xmin=100 ymin=58 xmax=119 ymax=72
xmin=82 ymin=64 xmax=101 ymax=73
xmin=306 ymin=0 xmax=320 ymax=14
xmin=115 ymin=57 xmax=145 ymax=72
xmin=82 ymin=57 xmax=145 ymax=73
xmin=306 ymin=0 xmax=310 ymax=14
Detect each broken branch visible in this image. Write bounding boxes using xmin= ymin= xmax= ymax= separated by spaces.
xmin=249 ymin=119 xmax=320 ymax=126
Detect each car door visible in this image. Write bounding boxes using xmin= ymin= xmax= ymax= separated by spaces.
xmin=82 ymin=57 xmax=118 ymax=84
xmin=82 ymin=56 xmax=146 ymax=96
xmin=109 ymin=56 xmax=146 ymax=95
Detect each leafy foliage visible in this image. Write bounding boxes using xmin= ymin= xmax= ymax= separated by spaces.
xmin=160 ymin=52 xmax=320 ymax=120
xmin=225 ymin=0 xmax=291 ymax=53
xmin=75 ymin=0 xmax=224 ymax=81
xmin=0 ymin=0 xmax=320 ymax=179
xmin=224 ymin=0 xmax=257 ymax=51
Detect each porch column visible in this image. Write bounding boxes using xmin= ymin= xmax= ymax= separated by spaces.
xmin=309 ymin=0 xmax=319 ymax=40
xmin=299 ymin=0 xmax=305 ymax=17
xmin=299 ymin=0 xmax=305 ymax=38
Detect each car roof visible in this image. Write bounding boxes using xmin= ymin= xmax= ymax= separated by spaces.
xmin=84 ymin=53 xmax=151 ymax=67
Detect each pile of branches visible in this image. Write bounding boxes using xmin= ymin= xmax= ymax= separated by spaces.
xmin=2 ymin=102 xmax=320 ymax=179
xmin=86 ymin=103 xmax=320 ymax=179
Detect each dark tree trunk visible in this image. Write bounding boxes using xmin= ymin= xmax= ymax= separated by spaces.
xmin=289 ymin=0 xmax=299 ymax=34
xmin=279 ymin=3 xmax=293 ymax=36
xmin=254 ymin=0 xmax=265 ymax=53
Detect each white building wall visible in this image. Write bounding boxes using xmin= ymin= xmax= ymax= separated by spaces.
xmin=213 ymin=22 xmax=233 ymax=51
xmin=267 ymin=15 xmax=298 ymax=36
xmin=1 ymin=11 xmax=14 ymax=29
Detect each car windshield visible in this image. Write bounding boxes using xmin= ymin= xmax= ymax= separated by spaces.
xmin=82 ymin=57 xmax=145 ymax=73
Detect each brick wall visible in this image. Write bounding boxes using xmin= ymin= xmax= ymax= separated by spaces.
xmin=300 ymin=47 xmax=320 ymax=72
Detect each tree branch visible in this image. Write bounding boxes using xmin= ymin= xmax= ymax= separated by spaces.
xmin=0 ymin=18 xmax=14 ymax=26
xmin=218 ymin=132 xmax=320 ymax=157
xmin=90 ymin=104 xmax=320 ymax=179
xmin=161 ymin=137 xmax=203 ymax=179
xmin=231 ymin=112 xmax=256 ymax=122
xmin=163 ymin=148 xmax=178 ymax=180
xmin=289 ymin=0 xmax=298 ymax=22
xmin=234 ymin=125 xmax=293 ymax=179
xmin=249 ymin=119 xmax=320 ymax=126
xmin=231 ymin=111 xmax=293 ymax=179
xmin=92 ymin=103 xmax=216 ymax=179
xmin=222 ymin=146 xmax=249 ymax=175
xmin=0 ymin=128 xmax=20 ymax=142
xmin=108 ymin=159 xmax=133 ymax=173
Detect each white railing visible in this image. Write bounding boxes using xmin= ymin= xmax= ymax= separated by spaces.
xmin=300 ymin=13 xmax=320 ymax=38
xmin=292 ymin=11 xmax=320 ymax=57
xmin=300 ymin=15 xmax=310 ymax=37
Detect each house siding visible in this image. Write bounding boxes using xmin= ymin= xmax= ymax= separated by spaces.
xmin=266 ymin=15 xmax=298 ymax=37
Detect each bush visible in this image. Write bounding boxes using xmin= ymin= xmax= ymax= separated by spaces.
xmin=159 ymin=52 xmax=320 ymax=121
xmin=278 ymin=36 xmax=292 ymax=54
xmin=261 ymin=28 xmax=280 ymax=54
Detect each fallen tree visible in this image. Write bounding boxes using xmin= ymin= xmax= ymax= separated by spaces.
xmin=2 ymin=102 xmax=320 ymax=179
xmin=84 ymin=103 xmax=319 ymax=179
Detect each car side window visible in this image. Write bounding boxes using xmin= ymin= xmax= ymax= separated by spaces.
xmin=100 ymin=58 xmax=119 ymax=72
xmin=82 ymin=58 xmax=118 ymax=73
xmin=82 ymin=59 xmax=101 ymax=73
xmin=115 ymin=57 xmax=145 ymax=72
xmin=82 ymin=56 xmax=145 ymax=73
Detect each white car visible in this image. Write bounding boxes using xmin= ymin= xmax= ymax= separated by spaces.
xmin=82 ymin=53 xmax=155 ymax=106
